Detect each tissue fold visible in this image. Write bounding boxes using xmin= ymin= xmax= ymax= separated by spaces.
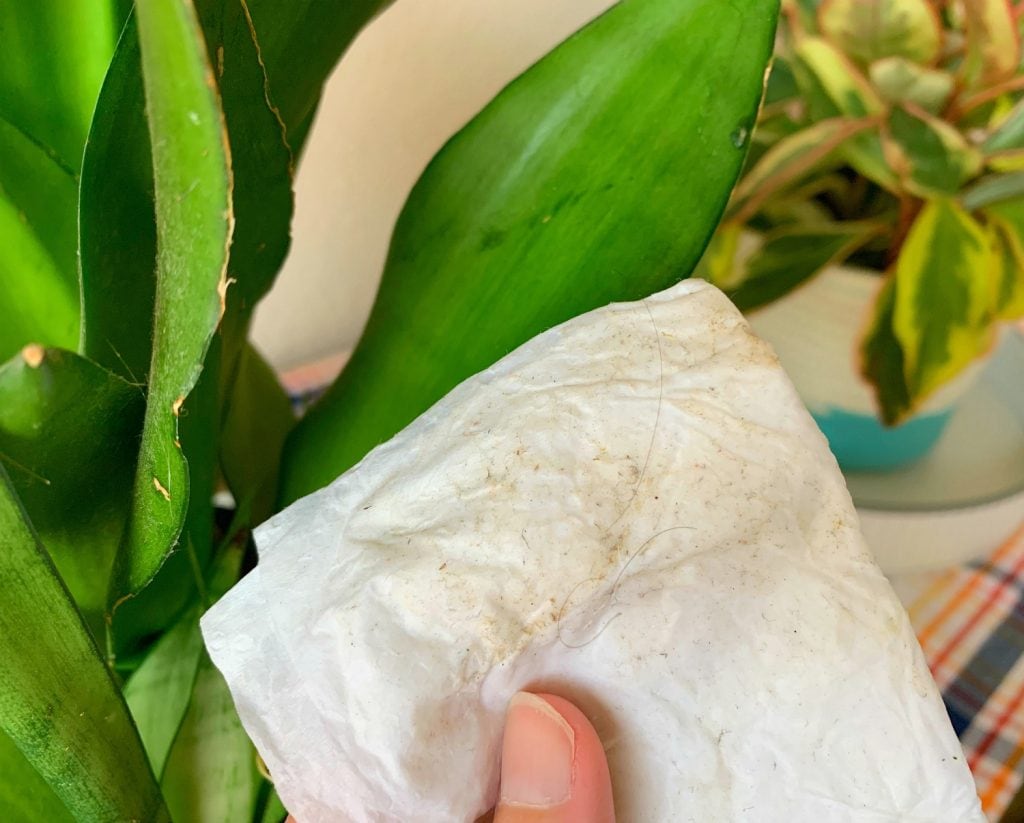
xmin=202 ymin=280 xmax=984 ymax=822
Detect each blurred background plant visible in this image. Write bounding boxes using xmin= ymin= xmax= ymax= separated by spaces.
xmin=0 ymin=0 xmax=777 ymax=819
xmin=700 ymin=0 xmax=1024 ymax=469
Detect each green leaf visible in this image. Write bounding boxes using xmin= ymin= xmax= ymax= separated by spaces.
xmin=110 ymin=0 xmax=233 ymax=604
xmin=729 ymin=116 xmax=877 ymax=223
xmin=818 ymin=0 xmax=941 ymax=65
xmin=869 ymin=56 xmax=954 ymax=114
xmin=961 ymin=0 xmax=1020 ymax=89
xmin=727 ymin=222 xmax=879 ymax=311
xmin=201 ymin=0 xmax=294 ymax=319
xmin=0 ymin=1 xmax=127 ymax=360
xmin=244 ymin=0 xmax=391 ymax=141
xmin=161 ymin=655 xmax=259 ymax=823
xmin=124 ymin=534 xmax=245 ymax=787
xmin=0 ymin=116 xmax=80 ymax=360
xmin=282 ymin=0 xmax=780 ymax=501
xmin=886 ymin=104 xmax=983 ymax=197
xmin=961 ymin=172 xmax=1024 ymax=210
xmin=0 ymin=1 xmax=125 ymax=171
xmin=891 ymin=199 xmax=994 ymax=404
xmin=0 ymin=729 xmax=75 ymax=823
xmin=792 ymin=37 xmax=899 ymax=191
xmin=80 ymin=0 xmax=386 ymax=381
xmin=221 ymin=343 xmax=295 ymax=527
xmin=79 ymin=20 xmax=158 ymax=382
xmin=0 ymin=466 xmax=167 ymax=821
xmin=0 ymin=347 xmax=144 ymax=642
xmin=124 ymin=606 xmax=205 ymax=778
xmin=860 ymin=275 xmax=912 ymax=424
xmin=983 ymin=198 xmax=1024 ymax=318
xmin=793 ymin=37 xmax=886 ymax=118
xmin=259 ymin=787 xmax=288 ymax=823
xmin=984 ymin=97 xmax=1024 ymax=154
xmin=0 ymin=193 xmax=79 ymax=363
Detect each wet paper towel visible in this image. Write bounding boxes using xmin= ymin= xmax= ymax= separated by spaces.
xmin=202 ymin=280 xmax=984 ymax=822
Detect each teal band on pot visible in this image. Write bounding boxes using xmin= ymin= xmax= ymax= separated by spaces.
xmin=812 ymin=407 xmax=955 ymax=472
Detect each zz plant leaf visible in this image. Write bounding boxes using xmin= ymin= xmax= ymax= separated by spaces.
xmin=283 ymin=0 xmax=781 ymax=501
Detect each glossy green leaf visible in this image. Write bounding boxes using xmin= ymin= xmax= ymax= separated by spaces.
xmin=792 ymin=37 xmax=898 ymax=191
xmin=860 ymin=275 xmax=912 ymax=424
xmin=0 ymin=2 xmax=126 ymax=360
xmin=818 ymin=0 xmax=941 ymax=64
xmin=199 ymin=0 xmax=293 ymax=315
xmin=961 ymin=172 xmax=1024 ymax=210
xmin=869 ymin=56 xmax=953 ymax=114
xmin=887 ymin=104 xmax=983 ymax=197
xmin=161 ymin=654 xmax=259 ymax=823
xmin=282 ymin=0 xmax=780 ymax=501
xmin=110 ymin=0 xmax=233 ymax=604
xmin=80 ymin=0 xmax=385 ymax=380
xmin=79 ymin=20 xmax=157 ymax=381
xmin=0 ymin=466 xmax=167 ymax=821
xmin=961 ymin=0 xmax=1020 ymax=89
xmin=892 ymin=199 xmax=994 ymax=404
xmin=191 ymin=0 xmax=294 ymax=443
xmin=0 ymin=193 xmax=78 ymax=363
xmin=984 ymin=199 xmax=1024 ymax=318
xmin=0 ymin=728 xmax=75 ymax=823
xmin=0 ymin=347 xmax=144 ymax=642
xmin=984 ymin=97 xmax=1024 ymax=154
xmin=0 ymin=1 xmax=124 ymax=171
xmin=124 ymin=606 xmax=205 ymax=778
xmin=728 ymin=222 xmax=878 ymax=311
xmin=221 ymin=344 xmax=295 ymax=527
xmin=0 ymin=116 xmax=80 ymax=360
xmin=729 ymin=116 xmax=876 ymax=223
xmin=124 ymin=535 xmax=244 ymax=790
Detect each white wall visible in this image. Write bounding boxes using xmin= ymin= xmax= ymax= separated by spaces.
xmin=251 ymin=0 xmax=616 ymax=371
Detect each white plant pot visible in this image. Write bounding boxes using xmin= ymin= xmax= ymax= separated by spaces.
xmin=747 ymin=265 xmax=980 ymax=472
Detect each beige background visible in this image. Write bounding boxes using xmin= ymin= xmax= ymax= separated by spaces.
xmin=251 ymin=0 xmax=616 ymax=371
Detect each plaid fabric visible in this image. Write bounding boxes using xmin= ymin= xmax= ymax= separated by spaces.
xmin=893 ymin=525 xmax=1024 ymax=821
xmin=282 ymin=356 xmax=1024 ymax=821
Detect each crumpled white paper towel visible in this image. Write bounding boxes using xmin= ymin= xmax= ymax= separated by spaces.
xmin=202 ymin=280 xmax=985 ymax=822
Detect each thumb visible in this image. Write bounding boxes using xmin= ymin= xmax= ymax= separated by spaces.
xmin=494 ymin=692 xmax=615 ymax=823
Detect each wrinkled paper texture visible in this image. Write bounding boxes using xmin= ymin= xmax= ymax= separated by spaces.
xmin=203 ymin=280 xmax=984 ymax=822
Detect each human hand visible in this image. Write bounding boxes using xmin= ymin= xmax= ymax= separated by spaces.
xmin=286 ymin=691 xmax=614 ymax=822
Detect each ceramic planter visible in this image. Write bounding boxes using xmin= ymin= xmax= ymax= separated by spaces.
xmin=747 ymin=265 xmax=980 ymax=472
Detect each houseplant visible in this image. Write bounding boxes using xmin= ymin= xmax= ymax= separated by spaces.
xmin=700 ymin=0 xmax=1024 ymax=470
xmin=0 ymin=0 xmax=777 ymax=819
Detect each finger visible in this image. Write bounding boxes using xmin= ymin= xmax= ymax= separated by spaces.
xmin=494 ymin=692 xmax=615 ymax=823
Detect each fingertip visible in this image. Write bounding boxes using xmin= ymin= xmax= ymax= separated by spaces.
xmin=495 ymin=692 xmax=614 ymax=823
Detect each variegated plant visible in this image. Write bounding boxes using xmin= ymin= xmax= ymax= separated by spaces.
xmin=702 ymin=0 xmax=1024 ymax=424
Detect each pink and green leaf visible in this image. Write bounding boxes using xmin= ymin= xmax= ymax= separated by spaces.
xmin=886 ymin=104 xmax=983 ymax=197
xmin=869 ymin=56 xmax=954 ymax=114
